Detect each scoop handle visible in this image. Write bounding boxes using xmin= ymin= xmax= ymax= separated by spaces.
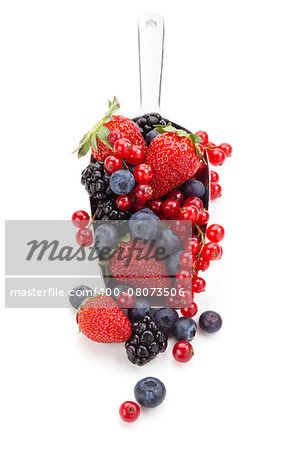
xmin=138 ymin=13 xmax=164 ymax=114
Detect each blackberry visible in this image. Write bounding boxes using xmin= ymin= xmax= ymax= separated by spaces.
xmin=81 ymin=161 xmax=112 ymax=201
xmin=133 ymin=113 xmax=166 ymax=139
xmin=133 ymin=114 xmax=189 ymax=144
xmin=94 ymin=198 xmax=131 ymax=221
xmin=125 ymin=315 xmax=168 ymax=366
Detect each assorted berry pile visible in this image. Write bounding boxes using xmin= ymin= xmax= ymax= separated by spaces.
xmin=71 ymin=97 xmax=232 ymax=422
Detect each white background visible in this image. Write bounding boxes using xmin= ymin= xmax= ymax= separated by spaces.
xmin=1 ymin=0 xmax=300 ymax=449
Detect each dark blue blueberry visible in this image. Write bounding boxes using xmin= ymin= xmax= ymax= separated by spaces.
xmin=109 ymin=169 xmax=135 ymax=195
xmin=145 ymin=129 xmax=160 ymax=146
xmin=129 ymin=209 xmax=161 ymax=240
xmin=94 ymin=224 xmax=119 ymax=252
xmin=172 ymin=317 xmax=197 ymax=342
xmin=199 ymin=310 xmax=222 ymax=333
xmin=128 ymin=299 xmax=151 ymax=322
xmin=153 ymin=308 xmax=179 ymax=334
xmin=181 ymin=179 xmax=205 ymax=199
xmin=156 ymin=229 xmax=182 ymax=257
xmin=69 ymin=285 xmax=93 ymax=309
xmin=166 ymin=250 xmax=183 ymax=276
xmin=134 ymin=377 xmax=166 ymax=408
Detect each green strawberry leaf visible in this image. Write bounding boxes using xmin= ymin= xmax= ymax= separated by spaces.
xmin=190 ymin=133 xmax=202 ymax=144
xmin=91 ymin=135 xmax=98 ymax=153
xmin=119 ymin=233 xmax=131 ymax=243
xmin=77 ymin=139 xmax=91 ymax=158
xmin=73 ymin=97 xmax=120 ymax=158
xmin=97 ymin=125 xmax=110 ymax=140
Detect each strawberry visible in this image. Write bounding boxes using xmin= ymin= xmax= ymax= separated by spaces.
xmin=92 ymin=115 xmax=147 ymax=161
xmin=144 ymin=124 xmax=205 ymax=198
xmin=73 ymin=97 xmax=146 ymax=160
xmin=109 ymin=238 xmax=171 ymax=290
xmin=77 ymin=295 xmax=132 ymax=343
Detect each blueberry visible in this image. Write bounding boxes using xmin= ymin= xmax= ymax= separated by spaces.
xmin=156 ymin=229 xmax=182 ymax=257
xmin=166 ymin=250 xmax=183 ymax=276
xmin=147 ymin=115 xmax=160 ymax=126
xmin=128 ymin=299 xmax=151 ymax=322
xmin=94 ymin=224 xmax=119 ymax=253
xmin=172 ymin=317 xmax=197 ymax=342
xmin=181 ymin=179 xmax=205 ymax=199
xmin=129 ymin=209 xmax=161 ymax=240
xmin=199 ymin=310 xmax=222 ymax=333
xmin=137 ymin=117 xmax=147 ymax=127
xmin=134 ymin=377 xmax=166 ymax=408
xmin=150 ymin=112 xmax=162 ymax=120
xmin=145 ymin=129 xmax=160 ymax=146
xmin=69 ymin=285 xmax=93 ymax=309
xmin=110 ymin=169 xmax=135 ymax=195
xmin=153 ymin=308 xmax=179 ymax=334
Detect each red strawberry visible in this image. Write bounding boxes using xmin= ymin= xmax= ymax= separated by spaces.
xmin=92 ymin=115 xmax=147 ymax=161
xmin=73 ymin=97 xmax=146 ymax=160
xmin=77 ymin=295 xmax=131 ymax=343
xmin=109 ymin=238 xmax=171 ymax=290
xmin=144 ymin=125 xmax=204 ymax=198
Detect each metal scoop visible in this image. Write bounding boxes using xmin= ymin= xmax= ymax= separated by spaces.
xmin=134 ymin=13 xmax=210 ymax=211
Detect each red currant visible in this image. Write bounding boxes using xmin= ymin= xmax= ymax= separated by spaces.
xmin=134 ymin=184 xmax=153 ymax=203
xmin=113 ymin=138 xmax=132 ymax=158
xmin=179 ymin=288 xmax=194 ymax=307
xmin=210 ymin=170 xmax=219 ymax=183
xmin=197 ymin=208 xmax=209 ymax=225
xmin=184 ymin=196 xmax=204 ymax=210
xmin=146 ymin=199 xmax=163 ymax=217
xmin=195 ymin=256 xmax=210 ymax=271
xmin=171 ymin=220 xmax=191 ymax=240
xmin=192 ymin=276 xmax=206 ymax=293
xmin=208 ymin=148 xmax=226 ymax=166
xmin=195 ymin=130 xmax=209 ymax=146
xmin=166 ymin=294 xmax=181 ymax=309
xmin=117 ymin=291 xmax=135 ymax=309
xmin=195 ymin=160 xmax=207 ymax=177
xmin=173 ymin=341 xmax=194 ymax=363
xmin=126 ymin=145 xmax=145 ymax=165
xmin=119 ymin=401 xmax=140 ymax=423
xmin=210 ymin=183 xmax=222 ymax=200
xmin=166 ymin=189 xmax=184 ymax=205
xmin=179 ymin=251 xmax=196 ymax=270
xmin=181 ymin=302 xmax=198 ymax=317
xmin=72 ymin=210 xmax=90 ymax=228
xmin=162 ymin=199 xmax=181 ymax=219
xmin=108 ymin=130 xmax=122 ymax=146
xmin=104 ymin=155 xmax=123 ymax=173
xmin=131 ymin=198 xmax=145 ymax=211
xmin=76 ymin=228 xmax=93 ymax=247
xmin=185 ymin=236 xmax=201 ymax=254
xmin=133 ymin=163 xmax=153 ymax=184
xmin=116 ymin=195 xmax=133 ymax=211
xmin=206 ymin=224 xmax=225 ymax=243
xmin=202 ymin=242 xmax=222 ymax=261
xmin=178 ymin=205 xmax=200 ymax=223
xmin=175 ymin=269 xmax=192 ymax=286
xmin=206 ymin=142 xmax=216 ymax=149
xmin=219 ymin=142 xmax=232 ymax=158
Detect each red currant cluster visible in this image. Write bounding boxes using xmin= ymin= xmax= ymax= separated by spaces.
xmin=104 ymin=131 xmax=154 ymax=211
xmin=72 ymin=210 xmax=93 ymax=247
xmin=196 ymin=130 xmax=232 ymax=200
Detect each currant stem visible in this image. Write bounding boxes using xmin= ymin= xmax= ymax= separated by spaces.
xmin=87 ymin=200 xmax=102 ymax=229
